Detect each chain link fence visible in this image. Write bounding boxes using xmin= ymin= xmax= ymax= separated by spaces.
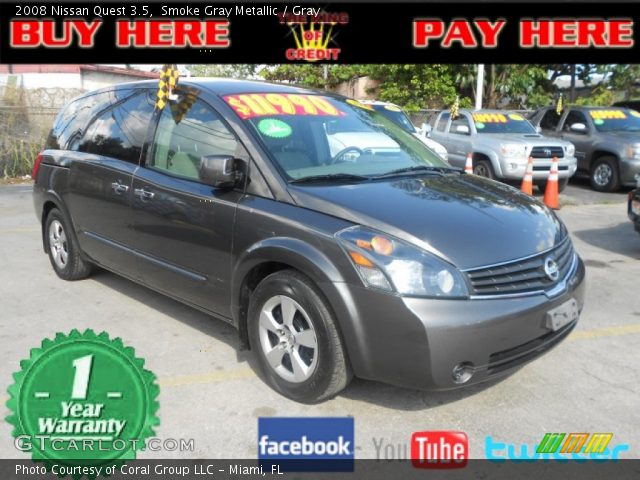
xmin=0 ymin=81 xmax=83 ymax=178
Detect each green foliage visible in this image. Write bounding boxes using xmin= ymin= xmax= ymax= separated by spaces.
xmin=187 ymin=64 xmax=258 ymax=78
xmin=573 ymin=86 xmax=616 ymax=106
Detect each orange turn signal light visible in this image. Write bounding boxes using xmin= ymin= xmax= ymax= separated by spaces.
xmin=348 ymin=251 xmax=374 ymax=268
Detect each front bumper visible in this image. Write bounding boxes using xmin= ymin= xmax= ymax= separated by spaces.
xmin=333 ymin=255 xmax=585 ymax=390
xmin=628 ymin=190 xmax=640 ymax=234
xmin=498 ymin=156 xmax=577 ymax=181
xmin=620 ymin=158 xmax=640 ymax=187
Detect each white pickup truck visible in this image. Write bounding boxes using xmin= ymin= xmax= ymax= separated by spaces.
xmin=429 ymin=109 xmax=577 ymax=191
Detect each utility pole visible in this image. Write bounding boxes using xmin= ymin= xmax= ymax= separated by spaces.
xmin=475 ymin=64 xmax=484 ymax=110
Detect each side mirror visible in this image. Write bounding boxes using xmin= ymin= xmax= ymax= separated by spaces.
xmin=421 ymin=123 xmax=432 ymax=136
xmin=199 ymin=155 xmax=244 ymax=188
xmin=455 ymin=124 xmax=470 ymax=135
xmin=536 ymin=126 xmax=542 ymax=134
xmin=569 ymin=123 xmax=587 ymax=134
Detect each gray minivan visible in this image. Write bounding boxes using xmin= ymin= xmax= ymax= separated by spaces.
xmin=33 ymin=79 xmax=585 ymax=403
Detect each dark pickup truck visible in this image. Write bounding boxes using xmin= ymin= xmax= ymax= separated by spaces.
xmin=530 ymin=106 xmax=640 ymax=192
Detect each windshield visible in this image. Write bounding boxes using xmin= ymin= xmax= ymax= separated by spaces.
xmin=472 ymin=112 xmax=537 ymax=134
xmin=224 ymin=93 xmax=447 ymax=181
xmin=589 ymin=109 xmax=640 ymax=132
xmin=371 ymin=104 xmax=417 ymax=133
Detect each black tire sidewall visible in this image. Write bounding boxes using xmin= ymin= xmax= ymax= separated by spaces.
xmin=44 ymin=209 xmax=86 ymax=280
xmin=590 ymin=157 xmax=620 ymax=192
xmin=248 ymin=271 xmax=344 ymax=403
xmin=474 ymin=160 xmax=495 ymax=179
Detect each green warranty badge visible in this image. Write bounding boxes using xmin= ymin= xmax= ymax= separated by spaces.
xmin=6 ymin=330 xmax=159 ymax=478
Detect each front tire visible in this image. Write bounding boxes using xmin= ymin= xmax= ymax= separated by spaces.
xmin=248 ymin=270 xmax=352 ymax=403
xmin=473 ymin=159 xmax=496 ymax=179
xmin=44 ymin=208 xmax=92 ymax=281
xmin=590 ymin=156 xmax=620 ymax=192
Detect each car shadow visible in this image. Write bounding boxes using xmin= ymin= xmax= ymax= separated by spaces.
xmin=89 ymin=269 xmax=253 ymax=366
xmin=573 ymin=221 xmax=640 ymax=260
xmin=339 ymin=374 xmax=514 ymax=410
xmin=90 ymin=268 xmax=515 ymax=410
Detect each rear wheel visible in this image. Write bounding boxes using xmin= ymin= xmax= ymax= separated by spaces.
xmin=590 ymin=156 xmax=620 ymax=192
xmin=44 ymin=209 xmax=92 ymax=280
xmin=248 ymin=270 xmax=352 ymax=403
xmin=473 ymin=159 xmax=496 ymax=179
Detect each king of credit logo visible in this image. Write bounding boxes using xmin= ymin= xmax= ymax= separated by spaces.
xmin=258 ymin=417 xmax=354 ymax=472
xmin=280 ymin=10 xmax=349 ymax=61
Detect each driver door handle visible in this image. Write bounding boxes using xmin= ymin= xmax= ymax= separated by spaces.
xmin=111 ymin=181 xmax=129 ymax=195
xmin=134 ymin=188 xmax=155 ymax=200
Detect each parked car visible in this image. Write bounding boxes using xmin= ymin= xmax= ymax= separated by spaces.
xmin=429 ymin=109 xmax=577 ymax=191
xmin=628 ymin=177 xmax=640 ymax=234
xmin=360 ymin=100 xmax=449 ymax=160
xmin=613 ymin=100 xmax=640 ymax=112
xmin=530 ymin=106 xmax=640 ymax=192
xmin=33 ymin=79 xmax=585 ymax=403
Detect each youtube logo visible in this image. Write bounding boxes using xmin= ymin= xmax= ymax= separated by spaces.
xmin=411 ymin=431 xmax=468 ymax=469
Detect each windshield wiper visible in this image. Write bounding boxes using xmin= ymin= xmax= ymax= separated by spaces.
xmin=374 ymin=165 xmax=459 ymax=179
xmin=289 ymin=173 xmax=371 ymax=184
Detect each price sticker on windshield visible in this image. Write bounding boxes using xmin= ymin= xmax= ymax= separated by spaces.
xmin=589 ymin=110 xmax=627 ymax=120
xmin=224 ymin=93 xmax=344 ymax=119
xmin=473 ymin=113 xmax=508 ymax=123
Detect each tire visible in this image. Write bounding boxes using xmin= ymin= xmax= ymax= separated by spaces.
xmin=473 ymin=159 xmax=496 ymax=179
xmin=590 ymin=156 xmax=620 ymax=192
xmin=537 ymin=178 xmax=569 ymax=194
xmin=248 ymin=270 xmax=352 ymax=403
xmin=44 ymin=208 xmax=92 ymax=281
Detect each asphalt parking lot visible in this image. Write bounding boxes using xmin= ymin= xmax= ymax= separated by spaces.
xmin=1 ymin=181 xmax=639 ymax=460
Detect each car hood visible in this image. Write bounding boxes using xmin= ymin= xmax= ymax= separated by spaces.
xmin=413 ymin=134 xmax=447 ymax=153
xmin=289 ymin=174 xmax=566 ymax=270
xmin=480 ymin=133 xmax=568 ymax=146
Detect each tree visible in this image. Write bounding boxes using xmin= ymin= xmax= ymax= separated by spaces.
xmin=187 ymin=64 xmax=258 ymax=78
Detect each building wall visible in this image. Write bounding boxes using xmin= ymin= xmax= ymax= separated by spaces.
xmin=331 ymin=76 xmax=379 ymax=100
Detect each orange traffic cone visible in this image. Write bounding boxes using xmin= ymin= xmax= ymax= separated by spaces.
xmin=464 ymin=153 xmax=473 ymax=174
xmin=543 ymin=156 xmax=560 ymax=210
xmin=521 ymin=156 xmax=534 ymax=195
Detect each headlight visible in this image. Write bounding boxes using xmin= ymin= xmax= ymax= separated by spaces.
xmin=500 ymin=143 xmax=526 ymax=159
xmin=336 ymin=226 xmax=468 ymax=298
xmin=565 ymin=144 xmax=575 ymax=156
xmin=626 ymin=144 xmax=640 ymax=160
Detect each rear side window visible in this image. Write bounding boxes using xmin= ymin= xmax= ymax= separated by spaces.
xmin=436 ymin=113 xmax=450 ymax=132
xmin=149 ymin=95 xmax=243 ymax=181
xmin=47 ymin=92 xmax=111 ymax=150
xmin=540 ymin=109 xmax=561 ymax=130
xmin=78 ymin=90 xmax=155 ymax=164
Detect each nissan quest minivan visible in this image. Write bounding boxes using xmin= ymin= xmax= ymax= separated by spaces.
xmin=33 ymin=79 xmax=585 ymax=403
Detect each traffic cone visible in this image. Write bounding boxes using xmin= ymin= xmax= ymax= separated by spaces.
xmin=464 ymin=153 xmax=473 ymax=174
xmin=543 ymin=156 xmax=560 ymax=210
xmin=521 ymin=156 xmax=534 ymax=195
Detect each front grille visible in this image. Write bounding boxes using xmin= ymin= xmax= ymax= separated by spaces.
xmin=530 ymin=146 xmax=564 ymax=159
xmin=465 ymin=238 xmax=575 ymax=296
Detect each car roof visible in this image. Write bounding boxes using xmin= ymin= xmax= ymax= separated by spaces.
xmin=86 ymin=77 xmax=342 ymax=98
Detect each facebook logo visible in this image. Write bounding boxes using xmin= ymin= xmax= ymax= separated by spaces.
xmin=258 ymin=417 xmax=354 ymax=472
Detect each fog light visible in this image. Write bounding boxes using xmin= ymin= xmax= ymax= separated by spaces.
xmin=452 ymin=362 xmax=475 ymax=384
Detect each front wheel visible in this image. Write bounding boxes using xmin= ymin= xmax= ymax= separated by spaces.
xmin=248 ymin=270 xmax=352 ymax=403
xmin=473 ymin=159 xmax=496 ymax=179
